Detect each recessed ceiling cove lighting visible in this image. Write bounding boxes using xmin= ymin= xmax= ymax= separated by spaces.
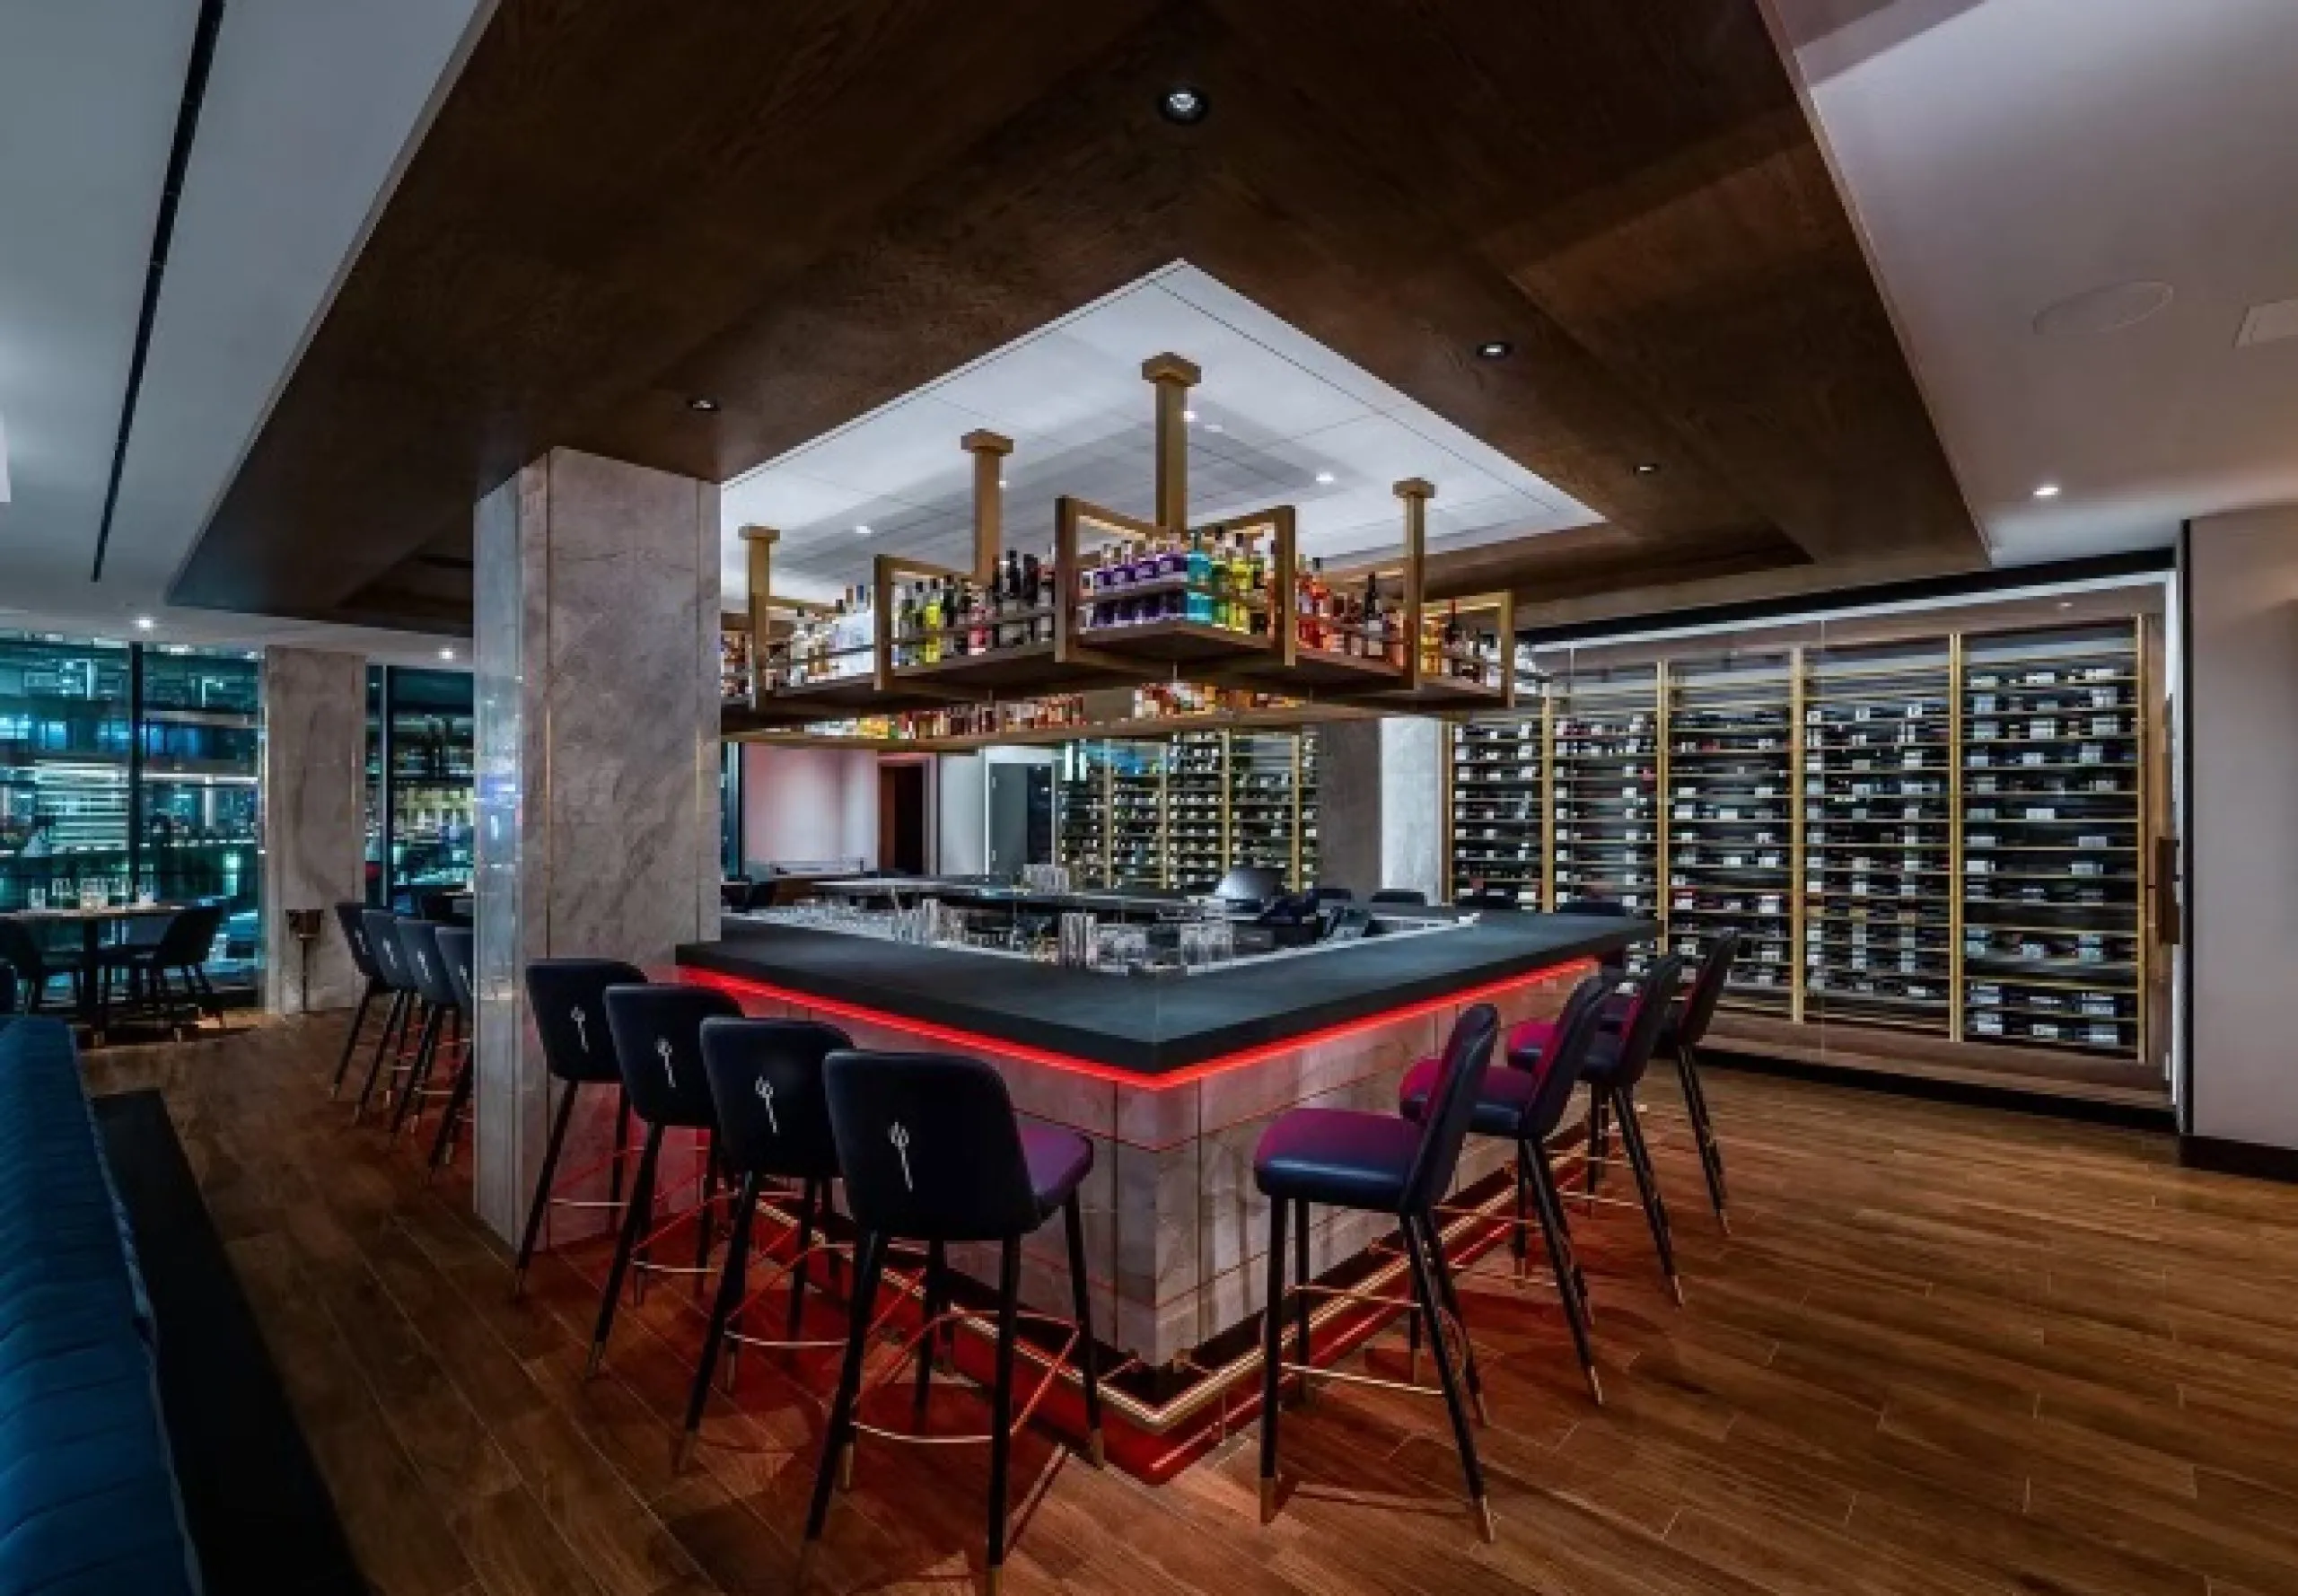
xmin=439 ymin=646 xmax=457 ymax=661
xmin=687 ymin=397 xmax=720 ymax=412
xmin=1475 ymin=340 xmax=1512 ymax=360
xmin=1315 ymin=471 xmax=1336 ymax=485
xmin=1158 ymin=86 xmax=1209 ymax=124
xmin=853 ymin=523 xmax=873 ymax=536
xmin=135 ymin=615 xmax=155 ymax=631
xmin=2032 ymin=483 xmax=2062 ymax=499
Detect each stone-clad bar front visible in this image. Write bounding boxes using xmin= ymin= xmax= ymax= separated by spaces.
xmin=675 ymin=914 xmax=1639 ymax=1376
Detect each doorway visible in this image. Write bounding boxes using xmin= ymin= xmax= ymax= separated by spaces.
xmin=879 ymin=761 xmax=928 ymax=874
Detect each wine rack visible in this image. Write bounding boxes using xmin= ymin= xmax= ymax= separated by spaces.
xmin=1959 ymin=624 xmax=2145 ymax=1057
xmin=1055 ymin=729 xmax=1318 ymax=891
xmin=1666 ymin=653 xmax=1795 ymax=1016
xmin=1109 ymin=741 xmax=1168 ymax=890
xmin=1550 ymin=665 xmax=1662 ymax=931
xmin=1441 ymin=614 xmax=2158 ymax=1073
xmin=1801 ymin=642 xmax=1955 ymax=1035
xmin=1167 ymin=731 xmax=1226 ymax=891
xmin=1448 ymin=710 xmax=1545 ymax=908
xmin=1299 ymin=730 xmax=1320 ymax=889
xmin=1228 ymin=732 xmax=1299 ymax=888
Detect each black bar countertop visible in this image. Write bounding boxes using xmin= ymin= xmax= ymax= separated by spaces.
xmin=675 ymin=912 xmax=1653 ymax=1076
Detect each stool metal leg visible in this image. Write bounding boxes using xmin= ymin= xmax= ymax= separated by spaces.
xmin=802 ymin=1230 xmax=886 ymax=1585
xmin=331 ymin=981 xmax=378 ymax=1097
xmin=389 ymin=1004 xmax=444 ymax=1139
xmin=425 ymin=1049 xmax=477 ymax=1178
xmin=513 ymin=1080 xmax=580 ymax=1296
xmin=986 ymin=1238 xmax=1022 ymax=1593
xmin=1524 ymin=1141 xmax=1601 ymax=1403
xmin=1415 ymin=1211 xmax=1487 ymax=1424
xmin=1291 ymin=1198 xmax=1311 ymax=1401
xmin=1674 ymin=1039 xmax=1731 ymax=1232
xmin=913 ymin=1240 xmax=947 ymax=1422
xmin=679 ymin=1170 xmax=760 ymax=1469
xmin=1614 ymin=1092 xmax=1682 ymax=1305
xmin=1258 ymin=1196 xmax=1288 ymax=1523
xmin=586 ymin=1123 xmax=664 ymax=1376
xmin=1535 ymin=1141 xmax=1593 ymax=1326
xmin=350 ymin=990 xmax=409 ymax=1121
xmin=787 ymin=1176 xmax=821 ymax=1341
xmin=1062 ymin=1191 xmax=1103 ymax=1465
xmin=1401 ymin=1215 xmax=1495 ymax=1541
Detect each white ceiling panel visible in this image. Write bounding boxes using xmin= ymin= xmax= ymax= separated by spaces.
xmin=724 ymin=262 xmax=1601 ymax=602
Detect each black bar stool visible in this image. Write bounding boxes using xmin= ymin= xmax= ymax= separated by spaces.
xmin=587 ymin=982 xmax=745 ymax=1376
xmin=1400 ymin=976 xmax=1609 ymax=1402
xmin=423 ymin=926 xmax=478 ymax=1176
xmin=1513 ymin=952 xmax=1689 ymax=1303
xmin=512 ymin=958 xmax=645 ymax=1295
xmin=1253 ymin=1003 xmax=1502 ymax=1541
xmin=384 ymin=919 xmax=461 ymax=1142
xmin=1628 ymin=929 xmax=1734 ymax=1232
xmin=329 ymin=901 xmax=388 ymax=1096
xmin=804 ymin=1049 xmax=1102 ymax=1595
xmin=675 ymin=1015 xmax=854 ymax=1468
xmin=350 ymin=908 xmax=421 ymax=1122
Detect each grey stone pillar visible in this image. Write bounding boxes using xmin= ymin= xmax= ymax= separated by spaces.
xmin=470 ymin=448 xmax=722 ymax=1243
xmin=1318 ymin=716 xmax=1443 ymax=901
xmin=259 ymin=646 xmax=369 ymax=1014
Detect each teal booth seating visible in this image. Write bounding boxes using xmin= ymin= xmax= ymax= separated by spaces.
xmin=0 ymin=1015 xmax=200 ymax=1594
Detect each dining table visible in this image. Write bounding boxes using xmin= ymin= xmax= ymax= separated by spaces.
xmin=1 ymin=902 xmax=185 ymax=1036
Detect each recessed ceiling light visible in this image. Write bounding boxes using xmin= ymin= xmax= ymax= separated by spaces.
xmin=998 ymin=477 xmax=1009 ymax=488
xmin=2032 ymin=482 xmax=2062 ymax=499
xmin=2058 ymin=601 xmax=2074 ymax=610
xmin=1182 ymin=409 xmax=1197 ymax=424
xmin=1158 ymin=86 xmax=1209 ymax=124
xmin=1632 ymin=461 xmax=1661 ymax=476
xmin=686 ymin=397 xmax=720 ymax=412
xmin=1315 ymin=471 xmax=1336 ymax=485
xmin=439 ymin=646 xmax=457 ymax=661
xmin=1475 ymin=340 xmax=1513 ymax=360
xmin=134 ymin=615 xmax=155 ymax=631
xmin=2033 ymin=280 xmax=2174 ymax=338
xmin=853 ymin=523 xmax=873 ymax=536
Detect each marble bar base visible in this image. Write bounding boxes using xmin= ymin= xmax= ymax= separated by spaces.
xmin=683 ymin=958 xmax=1586 ymax=1368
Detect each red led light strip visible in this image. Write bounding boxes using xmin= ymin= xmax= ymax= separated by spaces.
xmin=677 ymin=956 xmax=1595 ymax=1092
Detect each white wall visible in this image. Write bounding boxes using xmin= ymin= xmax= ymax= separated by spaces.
xmin=741 ymin=745 xmax=879 ymax=871
xmin=937 ymin=752 xmax=987 ymax=874
xmin=2186 ymin=507 xmax=2298 ymax=1150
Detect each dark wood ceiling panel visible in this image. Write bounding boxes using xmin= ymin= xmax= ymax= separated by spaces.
xmin=170 ymin=0 xmax=1981 ymax=632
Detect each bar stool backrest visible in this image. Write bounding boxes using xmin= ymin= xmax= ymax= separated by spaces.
xmin=1401 ymin=1002 xmax=1501 ymax=1214
xmin=698 ymin=1017 xmax=851 ymax=1181
xmin=601 ymin=983 xmax=741 ymax=1131
xmin=335 ymin=901 xmax=382 ymax=981
xmin=1610 ymin=952 xmax=1687 ymax=1092
xmin=436 ymin=926 xmax=476 ymax=1013
xmin=362 ymin=908 xmax=408 ymax=990
xmin=523 ymin=959 xmax=645 ymax=1084
xmin=1370 ymin=889 xmax=1428 ymax=907
xmin=153 ymin=903 xmax=223 ymax=969
xmin=1522 ymin=976 xmax=1609 ymax=1142
xmin=394 ymin=919 xmax=457 ymax=1009
xmin=823 ymin=1049 xmax=1038 ymax=1242
xmin=1677 ymin=929 xmax=1739 ymax=1049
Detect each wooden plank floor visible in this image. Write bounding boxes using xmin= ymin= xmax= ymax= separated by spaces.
xmin=84 ymin=1017 xmax=2298 ymax=1596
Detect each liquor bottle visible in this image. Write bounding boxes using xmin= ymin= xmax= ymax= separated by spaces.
xmin=921 ymin=581 xmax=943 ymax=665
xmin=1245 ymin=534 xmax=1267 ymax=633
xmin=1186 ymin=531 xmax=1213 ymax=623
xmin=1022 ymin=554 xmax=1046 ymax=643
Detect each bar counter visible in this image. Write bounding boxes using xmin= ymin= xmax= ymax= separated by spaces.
xmin=674 ymin=909 xmax=1653 ymax=1380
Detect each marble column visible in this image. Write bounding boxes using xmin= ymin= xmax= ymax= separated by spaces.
xmin=1318 ymin=715 xmax=1444 ymax=900
xmin=259 ymin=646 xmax=369 ymax=1014
xmin=469 ymin=448 xmax=722 ymax=1244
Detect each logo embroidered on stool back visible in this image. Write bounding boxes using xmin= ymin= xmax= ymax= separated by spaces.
xmin=754 ymin=1076 xmax=779 ymax=1133
xmin=655 ymin=1035 xmax=677 ymax=1088
xmin=570 ymin=1004 xmax=589 ymax=1051
xmin=889 ymin=1123 xmax=914 ymax=1190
